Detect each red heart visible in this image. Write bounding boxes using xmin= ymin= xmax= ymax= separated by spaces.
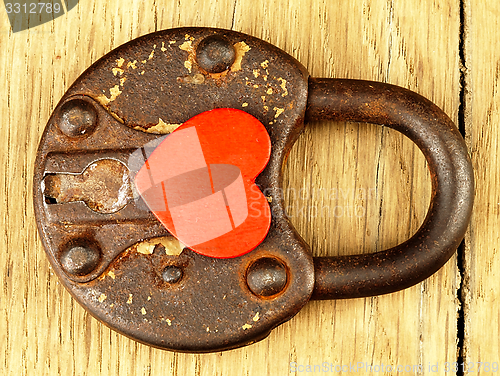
xmin=134 ymin=108 xmax=271 ymax=258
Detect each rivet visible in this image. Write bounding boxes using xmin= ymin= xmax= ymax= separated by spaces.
xmin=246 ymin=257 xmax=288 ymax=298
xmin=162 ymin=265 xmax=183 ymax=284
xmin=58 ymin=99 xmax=97 ymax=137
xmin=195 ymin=35 xmax=236 ymax=74
xmin=60 ymin=243 xmax=101 ymax=276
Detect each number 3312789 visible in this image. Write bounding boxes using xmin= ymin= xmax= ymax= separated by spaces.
xmin=5 ymin=3 xmax=62 ymax=14
xmin=445 ymin=362 xmax=499 ymax=372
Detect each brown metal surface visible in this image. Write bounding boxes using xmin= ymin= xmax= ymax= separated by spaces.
xmin=306 ymin=78 xmax=474 ymax=299
xmin=43 ymin=159 xmax=132 ymax=214
xmin=34 ymin=27 xmax=314 ymax=352
xmin=34 ymin=27 xmax=474 ymax=352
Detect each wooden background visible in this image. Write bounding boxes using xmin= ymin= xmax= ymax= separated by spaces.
xmin=0 ymin=0 xmax=497 ymax=374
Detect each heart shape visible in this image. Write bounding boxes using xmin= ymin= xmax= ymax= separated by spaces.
xmin=134 ymin=108 xmax=271 ymax=258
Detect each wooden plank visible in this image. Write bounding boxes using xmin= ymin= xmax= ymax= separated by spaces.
xmin=0 ymin=0 xmax=461 ymax=374
xmin=281 ymin=1 xmax=460 ymax=374
xmin=464 ymin=0 xmax=500 ymax=372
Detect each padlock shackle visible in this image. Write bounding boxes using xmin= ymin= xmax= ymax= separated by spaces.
xmin=306 ymin=78 xmax=474 ymax=299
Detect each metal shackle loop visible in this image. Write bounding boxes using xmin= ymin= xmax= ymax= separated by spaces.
xmin=306 ymin=78 xmax=474 ymax=299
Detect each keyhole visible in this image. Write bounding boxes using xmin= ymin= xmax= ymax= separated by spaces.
xmin=43 ymin=159 xmax=132 ymax=214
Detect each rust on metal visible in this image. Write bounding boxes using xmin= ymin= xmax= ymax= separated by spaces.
xmin=306 ymin=78 xmax=474 ymax=299
xmin=246 ymin=257 xmax=289 ymax=298
xmin=34 ymin=27 xmax=314 ymax=352
xmin=33 ymin=27 xmax=474 ymax=352
xmin=43 ymin=159 xmax=132 ymax=214
xmin=195 ymin=34 xmax=236 ymax=73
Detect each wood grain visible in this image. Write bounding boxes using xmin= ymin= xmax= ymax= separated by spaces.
xmin=464 ymin=0 xmax=500 ymax=371
xmin=0 ymin=0 xmax=467 ymax=375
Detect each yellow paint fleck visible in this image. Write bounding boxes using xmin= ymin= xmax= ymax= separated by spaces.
xmin=136 ymin=119 xmax=182 ymax=135
xmin=278 ymin=77 xmax=288 ymax=96
xmin=242 ymin=103 xmax=248 ymax=107
xmin=206 ymin=327 xmax=210 ymax=332
xmin=184 ymin=60 xmax=192 ymax=73
xmin=264 ymin=106 xmax=269 ymax=111
xmin=120 ymin=77 xmax=126 ymax=86
xmin=169 ymin=40 xmax=176 ymax=44
xmin=263 ymin=76 xmax=268 ymax=81
xmin=165 ymin=239 xmax=185 ymax=255
xmin=141 ymin=71 xmax=145 ymax=75
xmin=96 ymin=95 xmax=110 ymax=106
xmin=266 ymin=196 xmax=272 ymax=203
xmin=253 ymin=84 xmax=259 ymax=88
xmin=141 ymin=307 xmax=147 ymax=315
xmin=261 ymin=96 xmax=266 ymax=101
xmin=274 ymin=107 xmax=285 ymax=118
xmin=112 ymin=67 xmax=124 ymax=76
xmin=148 ymin=49 xmax=155 ymax=60
xmin=148 ymin=296 xmax=152 ymax=301
xmin=192 ymin=73 xmax=205 ymax=84
xmin=179 ymin=40 xmax=193 ymax=52
xmin=110 ymin=85 xmax=121 ymax=97
xmin=127 ymin=294 xmax=133 ymax=304
xmin=231 ymin=42 xmax=251 ymax=72
xmin=261 ymin=60 xmax=269 ymax=69
xmin=267 ymin=88 xmax=273 ymax=94
xmin=178 ymin=75 xmax=192 ymax=84
xmin=96 ymin=84 xmax=122 ymax=106
xmin=134 ymin=236 xmax=185 ymax=254
xmin=137 ymin=242 xmax=155 ymax=255
xmin=141 ymin=60 xmax=147 ymax=64
xmin=107 ymin=271 xmax=116 ymax=280
xmin=242 ymin=324 xmax=252 ymax=330
xmin=161 ymin=42 xmax=167 ymax=52
xmin=98 ymin=294 xmax=107 ymax=303
xmin=253 ymin=69 xmax=260 ymax=78
xmin=166 ymin=318 xmax=172 ymax=326
xmin=109 ymin=111 xmax=124 ymax=123
xmin=253 ymin=312 xmax=260 ymax=322
xmin=110 ymin=303 xmax=114 ymax=308
xmin=127 ymin=60 xmax=137 ymax=69
xmin=116 ymin=57 xmax=125 ymax=67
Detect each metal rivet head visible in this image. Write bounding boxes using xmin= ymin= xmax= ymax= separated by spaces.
xmin=60 ymin=244 xmax=101 ymax=276
xmin=58 ymin=99 xmax=97 ymax=137
xmin=162 ymin=265 xmax=183 ymax=284
xmin=195 ymin=35 xmax=236 ymax=74
xmin=246 ymin=257 xmax=288 ymax=297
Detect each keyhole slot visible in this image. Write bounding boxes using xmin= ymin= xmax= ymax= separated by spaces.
xmin=43 ymin=159 xmax=133 ymax=214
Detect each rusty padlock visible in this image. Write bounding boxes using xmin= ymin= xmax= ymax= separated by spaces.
xmin=33 ymin=27 xmax=474 ymax=352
